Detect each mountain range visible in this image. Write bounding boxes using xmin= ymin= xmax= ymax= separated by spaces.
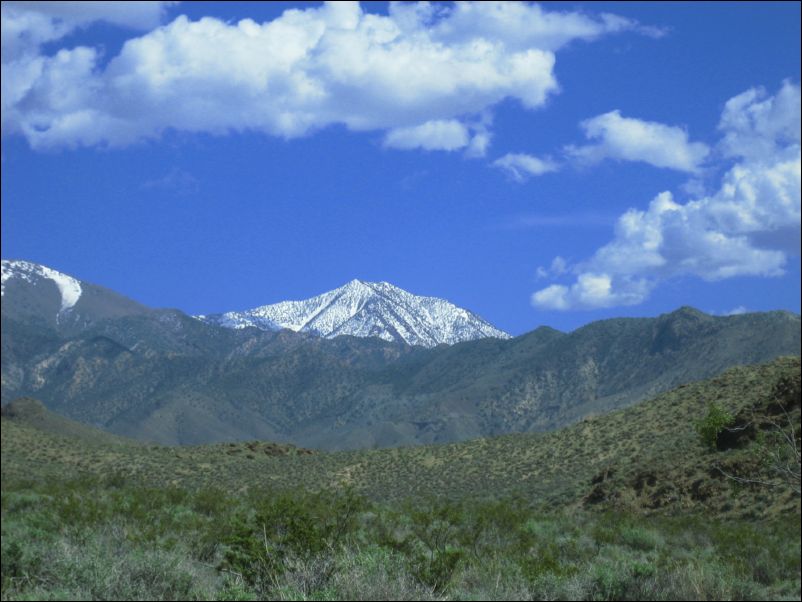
xmin=2 ymin=259 xmax=800 ymax=450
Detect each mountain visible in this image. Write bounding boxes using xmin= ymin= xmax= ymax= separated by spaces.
xmin=196 ymin=278 xmax=511 ymax=347
xmin=1 ymin=259 xmax=150 ymax=334
xmin=2 ymin=259 xmax=800 ymax=450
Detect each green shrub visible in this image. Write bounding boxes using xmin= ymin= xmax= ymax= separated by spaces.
xmin=696 ymin=402 xmax=734 ymax=449
xmin=1 ymin=538 xmax=42 ymax=594
xmin=619 ymin=525 xmax=664 ymax=551
xmin=219 ymin=488 xmax=364 ymax=592
xmin=375 ymin=501 xmax=470 ymax=593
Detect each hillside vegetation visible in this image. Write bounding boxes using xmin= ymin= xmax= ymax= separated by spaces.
xmin=2 ymin=357 xmax=800 ymax=600
xmin=4 ymin=356 xmax=799 ymax=516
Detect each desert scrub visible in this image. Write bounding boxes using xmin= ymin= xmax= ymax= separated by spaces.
xmin=218 ymin=487 xmax=365 ymax=592
xmin=2 ymin=524 xmax=214 ymax=600
xmin=2 ymin=477 xmax=800 ymax=601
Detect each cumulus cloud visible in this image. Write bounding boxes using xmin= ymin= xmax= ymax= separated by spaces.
xmin=1 ymin=1 xmax=657 ymax=149
xmin=532 ymin=274 xmax=654 ymax=310
xmin=493 ymin=153 xmax=560 ymax=181
xmin=533 ymin=81 xmax=801 ymax=311
xmin=718 ymin=80 xmax=801 ymax=160
xmin=566 ymin=110 xmax=710 ymax=172
xmin=1 ymin=1 xmax=172 ymax=55
xmin=1 ymin=1 xmax=175 ymax=136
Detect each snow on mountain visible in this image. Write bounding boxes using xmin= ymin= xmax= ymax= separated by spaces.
xmin=196 ymin=279 xmax=511 ymax=347
xmin=1 ymin=259 xmax=82 ymax=311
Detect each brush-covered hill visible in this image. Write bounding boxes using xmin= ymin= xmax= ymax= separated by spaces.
xmin=0 ymin=397 xmax=136 ymax=447
xmin=4 ymin=356 xmax=799 ymax=519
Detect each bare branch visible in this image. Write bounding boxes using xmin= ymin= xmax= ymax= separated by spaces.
xmin=713 ymin=465 xmax=781 ymax=489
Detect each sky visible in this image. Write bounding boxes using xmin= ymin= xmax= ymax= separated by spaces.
xmin=1 ymin=1 xmax=800 ymax=335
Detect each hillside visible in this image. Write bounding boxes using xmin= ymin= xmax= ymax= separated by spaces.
xmin=0 ymin=397 xmax=135 ymax=447
xmin=4 ymin=356 xmax=799 ymax=519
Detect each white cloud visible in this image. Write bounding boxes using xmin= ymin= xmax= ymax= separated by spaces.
xmin=566 ymin=110 xmax=710 ymax=172
xmin=465 ymin=130 xmax=492 ymax=158
xmin=532 ymin=274 xmax=654 ymax=310
xmin=1 ymin=1 xmax=658 ymax=149
xmin=423 ymin=2 xmax=666 ymax=53
xmin=532 ymin=284 xmax=570 ymax=310
xmin=536 ymin=256 xmax=568 ymax=279
xmin=718 ymin=79 xmax=801 ymax=160
xmin=1 ymin=1 xmax=173 ymax=55
xmin=6 ymin=1 xmax=173 ymax=26
xmin=141 ymin=167 xmax=199 ymax=195
xmin=725 ymin=305 xmax=748 ymax=316
xmin=533 ymin=82 xmax=801 ymax=311
xmin=384 ymin=120 xmax=470 ymax=151
xmin=493 ymin=152 xmax=559 ymax=181
xmin=1 ymin=1 xmax=176 ymax=136
xmin=463 ymin=113 xmax=494 ymax=158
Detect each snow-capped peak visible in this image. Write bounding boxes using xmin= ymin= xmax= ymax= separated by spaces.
xmin=1 ymin=259 xmax=82 ymax=312
xmin=196 ymin=280 xmax=511 ymax=347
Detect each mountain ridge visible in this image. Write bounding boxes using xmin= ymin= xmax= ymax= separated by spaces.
xmin=2 ymin=258 xmax=800 ymax=450
xmin=1 ymin=259 xmax=152 ymax=334
xmin=196 ymin=277 xmax=511 ymax=347
xmin=2 ymin=259 xmax=510 ymax=348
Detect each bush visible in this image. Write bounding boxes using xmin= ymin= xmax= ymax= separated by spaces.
xmin=696 ymin=402 xmax=734 ymax=449
xmin=219 ymin=488 xmax=364 ymax=592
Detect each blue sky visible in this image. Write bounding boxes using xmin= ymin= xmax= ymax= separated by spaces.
xmin=2 ymin=1 xmax=800 ymax=335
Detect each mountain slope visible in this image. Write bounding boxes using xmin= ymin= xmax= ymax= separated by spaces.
xmin=2 ymin=259 xmax=800 ymax=450
xmin=4 ymin=357 xmax=799 ymax=519
xmin=0 ymin=396 xmax=137 ymax=447
xmin=1 ymin=259 xmax=151 ymax=335
xmin=5 ymin=305 xmax=799 ymax=449
xmin=197 ymin=279 xmax=511 ymax=347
